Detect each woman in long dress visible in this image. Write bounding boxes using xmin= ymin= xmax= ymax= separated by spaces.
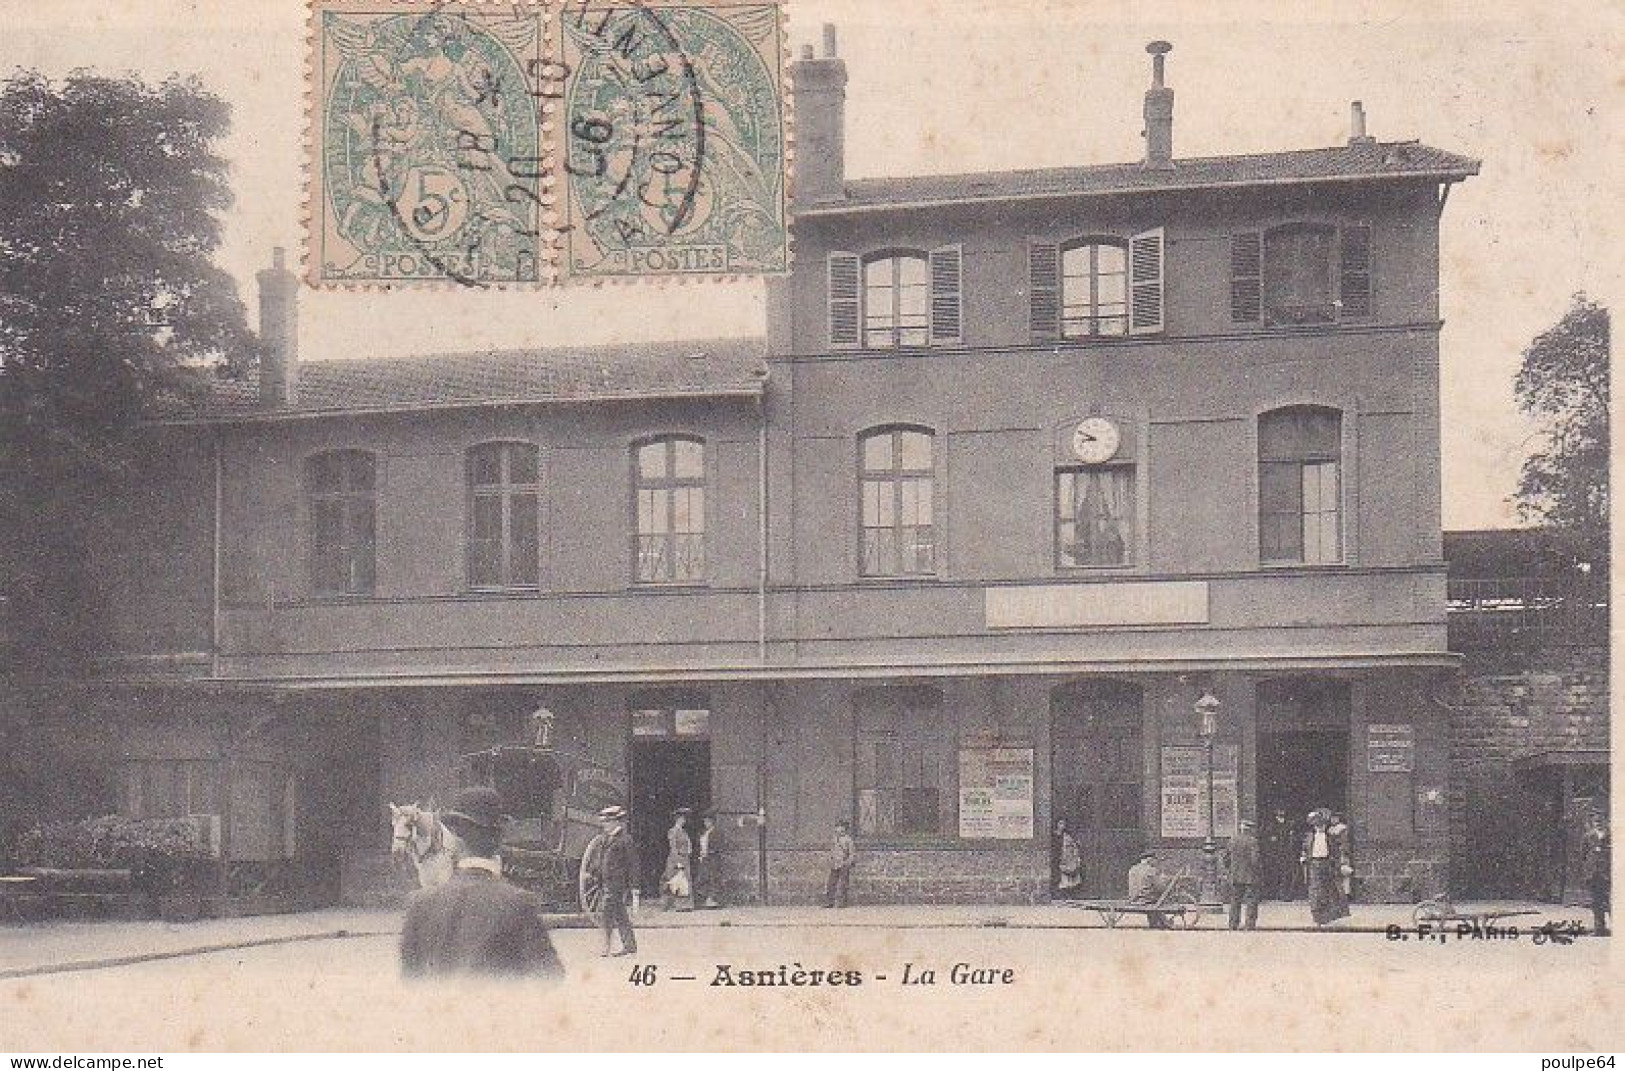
xmin=1301 ymin=808 xmax=1351 ymax=925
xmin=662 ymin=808 xmax=693 ymax=910
xmin=1054 ymin=819 xmax=1084 ymax=899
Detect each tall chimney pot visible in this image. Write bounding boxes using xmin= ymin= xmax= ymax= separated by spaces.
xmin=822 ymin=23 xmax=838 ymax=58
xmin=1142 ymin=41 xmax=1175 ymax=171
xmin=256 ymin=246 xmax=299 ymax=408
xmin=1349 ymin=100 xmax=1375 ymax=145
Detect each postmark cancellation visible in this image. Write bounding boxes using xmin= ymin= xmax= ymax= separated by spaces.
xmin=558 ymin=1 xmax=788 ymax=280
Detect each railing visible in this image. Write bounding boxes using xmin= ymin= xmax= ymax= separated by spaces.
xmin=1447 ymin=577 xmax=1608 ymax=650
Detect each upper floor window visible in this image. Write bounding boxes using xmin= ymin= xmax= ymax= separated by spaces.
xmin=859 ymin=427 xmax=935 ymax=578
xmin=1061 ymin=240 xmax=1128 ymax=338
xmin=1259 ymin=406 xmax=1342 ymax=565
xmin=1031 ymin=228 xmax=1163 ymax=341
xmin=634 ymin=436 xmax=705 ymax=584
xmin=1232 ymin=223 xmax=1372 ymax=326
xmin=467 ymin=442 xmax=539 ymax=589
xmin=865 ymin=253 xmax=929 ymax=349
xmin=1057 ymin=465 xmax=1135 ymax=568
xmin=827 ymin=247 xmax=962 ymax=350
xmin=855 ymin=686 xmax=950 ymax=837
xmin=305 ymin=449 xmax=375 ymax=596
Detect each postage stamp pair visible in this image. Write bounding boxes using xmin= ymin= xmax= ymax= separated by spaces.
xmin=309 ymin=0 xmax=788 ymax=287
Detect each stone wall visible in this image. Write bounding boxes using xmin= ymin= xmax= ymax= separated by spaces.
xmin=1446 ymin=645 xmax=1609 ymax=899
xmin=759 ymin=845 xmax=1048 ymax=906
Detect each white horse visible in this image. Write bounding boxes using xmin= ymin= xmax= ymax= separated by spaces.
xmin=388 ymin=802 xmax=456 ymax=889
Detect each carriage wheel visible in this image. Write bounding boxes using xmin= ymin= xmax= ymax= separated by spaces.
xmin=1177 ymin=908 xmax=1205 ymax=929
xmin=1102 ymin=909 xmax=1121 ymax=928
xmin=1413 ymin=898 xmax=1448 ymax=927
xmin=579 ymin=865 xmax=604 ymax=922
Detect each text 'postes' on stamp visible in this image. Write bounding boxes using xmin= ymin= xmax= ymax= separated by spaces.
xmin=307 ymin=0 xmax=788 ymax=288
xmin=560 ymin=2 xmax=787 ymax=280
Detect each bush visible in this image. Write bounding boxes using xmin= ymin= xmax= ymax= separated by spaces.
xmin=11 ymin=815 xmax=214 ymax=892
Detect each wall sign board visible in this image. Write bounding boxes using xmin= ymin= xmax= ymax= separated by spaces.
xmin=959 ymin=747 xmax=1035 ymax=839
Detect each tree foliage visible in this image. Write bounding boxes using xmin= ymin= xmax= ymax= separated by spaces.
xmin=0 ymin=71 xmax=253 ymax=671
xmin=1512 ymin=294 xmax=1610 ymax=566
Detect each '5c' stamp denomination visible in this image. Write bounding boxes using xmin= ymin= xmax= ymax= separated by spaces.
xmin=559 ymin=1 xmax=787 ymax=279
xmin=311 ymin=1 xmax=550 ymax=286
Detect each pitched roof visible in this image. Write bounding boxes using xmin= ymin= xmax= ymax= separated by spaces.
xmin=164 ymin=338 xmax=769 ymax=423
xmin=800 ymin=140 xmax=1480 ymax=214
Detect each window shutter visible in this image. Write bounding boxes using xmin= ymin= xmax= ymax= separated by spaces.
xmin=1230 ymin=232 xmax=1262 ymax=323
xmin=828 ymin=252 xmax=861 ymax=349
xmin=1128 ymin=227 xmax=1165 ymax=335
xmin=1339 ymin=225 xmax=1372 ymax=319
xmin=1028 ymin=240 xmax=1060 ymax=341
xmin=928 ymin=244 xmax=963 ymax=346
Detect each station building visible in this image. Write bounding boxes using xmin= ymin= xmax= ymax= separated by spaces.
xmin=11 ymin=34 xmax=1483 ymax=905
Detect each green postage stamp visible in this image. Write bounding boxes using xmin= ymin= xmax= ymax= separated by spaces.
xmin=308 ymin=0 xmax=787 ymax=286
xmin=558 ymin=2 xmax=788 ymax=279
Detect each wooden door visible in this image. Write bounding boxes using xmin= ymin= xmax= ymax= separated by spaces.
xmin=1052 ymin=683 xmax=1144 ymax=898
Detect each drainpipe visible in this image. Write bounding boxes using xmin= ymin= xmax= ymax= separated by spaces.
xmin=211 ymin=429 xmax=223 ymax=679
xmin=756 ymin=391 xmax=769 ymax=664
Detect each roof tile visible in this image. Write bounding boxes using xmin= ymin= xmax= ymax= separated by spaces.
xmin=169 ymin=338 xmax=768 ymax=422
xmin=803 ymin=140 xmax=1480 ymax=212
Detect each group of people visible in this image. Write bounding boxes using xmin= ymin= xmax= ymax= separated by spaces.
xmin=1066 ymin=806 xmax=1357 ymax=930
xmin=659 ymin=807 xmax=724 ymax=912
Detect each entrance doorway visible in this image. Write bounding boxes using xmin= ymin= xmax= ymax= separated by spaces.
xmin=1051 ymin=681 xmax=1144 ymax=899
xmin=629 ymin=738 xmax=711 ymax=895
xmin=1256 ymin=678 xmax=1351 ymax=900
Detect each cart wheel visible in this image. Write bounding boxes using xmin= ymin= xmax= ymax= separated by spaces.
xmin=1102 ymin=909 xmax=1121 ymax=928
xmin=579 ymin=866 xmax=604 ymax=922
xmin=1413 ymin=899 xmax=1447 ymax=926
xmin=1178 ymin=908 xmax=1205 ymax=929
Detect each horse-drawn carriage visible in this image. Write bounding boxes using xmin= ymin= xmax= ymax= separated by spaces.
xmin=390 ymin=710 xmax=625 ymax=911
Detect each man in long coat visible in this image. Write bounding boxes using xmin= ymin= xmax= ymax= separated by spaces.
xmin=399 ymin=786 xmax=564 ymax=979
xmin=580 ymin=805 xmax=639 ymax=956
xmin=1584 ymin=812 xmax=1611 ymax=937
xmin=1224 ymin=818 xmax=1262 ymax=930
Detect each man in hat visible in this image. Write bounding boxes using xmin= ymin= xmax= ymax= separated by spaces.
xmin=1126 ymin=849 xmax=1172 ymax=929
xmin=1224 ymin=818 xmax=1262 ymax=930
xmin=398 ymin=785 xmax=563 ymax=979
xmin=580 ymin=805 xmax=638 ymax=956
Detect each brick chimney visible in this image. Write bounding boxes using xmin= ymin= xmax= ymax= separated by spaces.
xmin=791 ymin=23 xmax=847 ymax=205
xmin=256 ymin=247 xmax=298 ymax=407
xmin=1142 ymin=40 xmax=1174 ymax=171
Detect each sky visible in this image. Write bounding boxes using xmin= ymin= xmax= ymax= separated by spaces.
xmin=2 ymin=0 xmax=1619 ymax=529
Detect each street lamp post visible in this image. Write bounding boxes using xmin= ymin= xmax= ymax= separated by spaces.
xmin=1194 ymin=690 xmax=1223 ymax=904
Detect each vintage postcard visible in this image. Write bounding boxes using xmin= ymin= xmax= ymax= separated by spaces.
xmin=0 ymin=0 xmax=1618 ymax=1054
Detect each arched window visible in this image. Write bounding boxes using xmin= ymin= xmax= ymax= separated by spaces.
xmin=305 ymin=449 xmax=376 ymax=595
xmin=859 ymin=426 xmax=935 ymax=577
xmin=634 ymin=436 xmax=705 ymax=583
xmin=1259 ymin=406 xmax=1342 ymax=564
xmin=467 ymin=441 xmax=540 ymax=589
xmin=863 ymin=252 xmax=929 ymax=349
xmin=1061 ymin=240 xmax=1128 ymax=338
